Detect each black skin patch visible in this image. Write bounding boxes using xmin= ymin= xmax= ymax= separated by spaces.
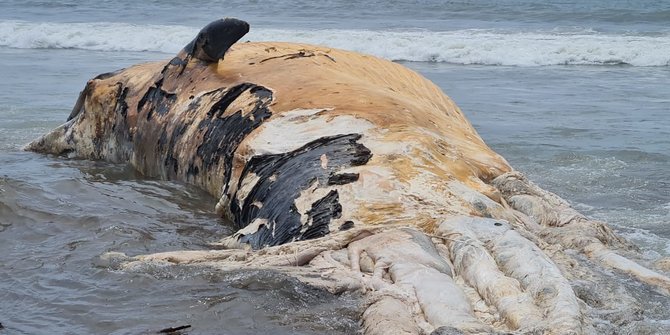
xmin=186 ymin=164 xmax=200 ymax=177
xmin=138 ymin=77 xmax=177 ymax=121
xmin=89 ymin=83 xmax=132 ymax=159
xmin=138 ymin=56 xmax=191 ymax=121
xmin=192 ymin=83 xmax=273 ymax=187
xmin=110 ymin=83 xmax=133 ymax=160
xmin=231 ymin=133 xmax=372 ymax=249
xmin=207 ymin=84 xmax=254 ymax=117
xmin=328 ymin=173 xmax=359 ymax=185
xmin=159 ymin=121 xmax=191 ymax=176
xmin=67 ymin=83 xmax=92 ymax=121
xmin=147 ymin=82 xmax=272 ymax=180
xmin=338 ymin=220 xmax=355 ymax=231
xmin=302 ymin=190 xmax=342 ymax=240
xmin=115 ymin=85 xmax=129 ymax=119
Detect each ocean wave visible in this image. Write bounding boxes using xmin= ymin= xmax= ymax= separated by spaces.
xmin=615 ymin=225 xmax=670 ymax=258
xmin=0 ymin=20 xmax=196 ymax=53
xmin=1 ymin=20 xmax=669 ymax=66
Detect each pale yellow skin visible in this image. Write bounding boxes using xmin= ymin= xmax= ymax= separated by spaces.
xmin=29 ymin=42 xmax=510 ymax=238
xmin=211 ymin=43 xmax=510 ymax=234
xmin=29 ymin=42 xmax=670 ymax=334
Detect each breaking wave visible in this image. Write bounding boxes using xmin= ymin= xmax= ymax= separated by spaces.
xmin=1 ymin=20 xmax=669 ymax=66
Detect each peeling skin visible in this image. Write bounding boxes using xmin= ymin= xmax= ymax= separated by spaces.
xmin=28 ymin=18 xmax=670 ymax=335
xmin=230 ymin=133 xmax=371 ymax=248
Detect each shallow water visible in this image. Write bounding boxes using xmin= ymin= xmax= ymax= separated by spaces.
xmin=416 ymin=64 xmax=670 ymax=248
xmin=0 ymin=153 xmax=361 ymax=334
xmin=1 ymin=1 xmax=669 ymax=333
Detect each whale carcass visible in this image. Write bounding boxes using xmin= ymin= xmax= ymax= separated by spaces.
xmin=26 ymin=19 xmax=670 ymax=334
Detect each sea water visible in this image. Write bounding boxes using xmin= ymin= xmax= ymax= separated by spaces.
xmin=0 ymin=1 xmax=669 ymax=334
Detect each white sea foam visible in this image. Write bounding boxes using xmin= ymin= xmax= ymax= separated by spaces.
xmin=0 ymin=20 xmax=197 ymax=53
xmin=617 ymin=227 xmax=670 ymax=259
xmin=1 ymin=20 xmax=669 ymax=66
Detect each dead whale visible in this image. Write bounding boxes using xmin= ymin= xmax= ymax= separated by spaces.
xmin=27 ymin=18 xmax=670 ymax=334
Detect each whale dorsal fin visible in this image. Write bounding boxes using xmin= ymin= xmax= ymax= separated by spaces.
xmin=185 ymin=18 xmax=250 ymax=63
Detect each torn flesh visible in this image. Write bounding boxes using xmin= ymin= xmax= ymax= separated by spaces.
xmin=106 ymin=171 xmax=670 ymax=335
